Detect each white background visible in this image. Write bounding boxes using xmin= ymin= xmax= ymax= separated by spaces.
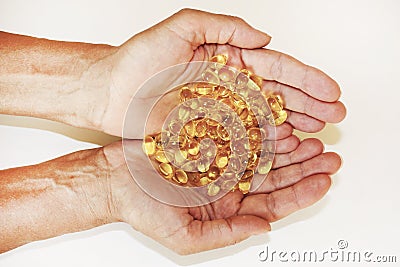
xmin=1 ymin=0 xmax=399 ymax=266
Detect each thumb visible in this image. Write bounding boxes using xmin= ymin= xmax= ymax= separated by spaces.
xmin=177 ymin=215 xmax=270 ymax=255
xmin=164 ymin=8 xmax=271 ymax=49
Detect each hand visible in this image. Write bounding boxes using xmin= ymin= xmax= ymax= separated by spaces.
xmin=94 ymin=8 xmax=346 ymax=137
xmin=105 ymin=138 xmax=341 ymax=255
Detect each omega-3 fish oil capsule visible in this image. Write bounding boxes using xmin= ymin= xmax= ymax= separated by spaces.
xmin=143 ymin=55 xmax=282 ymax=194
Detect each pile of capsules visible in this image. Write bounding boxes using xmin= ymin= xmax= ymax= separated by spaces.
xmin=143 ymin=55 xmax=287 ymax=196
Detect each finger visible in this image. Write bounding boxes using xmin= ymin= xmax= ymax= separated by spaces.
xmin=275 ymin=135 xmax=300 ymax=154
xmin=269 ymin=123 xmax=293 ymax=140
xmin=238 ymin=174 xmax=331 ymax=222
xmin=273 ymin=138 xmax=324 ymax=169
xmin=168 ymin=9 xmax=271 ymax=49
xmin=286 ymin=110 xmax=325 ymax=133
xmin=241 ymin=49 xmax=342 ymax=102
xmin=177 ymin=215 xmax=269 ymax=255
xmin=256 ymin=152 xmax=341 ymax=194
xmin=262 ymin=80 xmax=346 ymax=124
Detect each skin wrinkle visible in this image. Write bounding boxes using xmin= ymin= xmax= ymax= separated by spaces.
xmin=269 ymin=52 xmax=284 ymax=82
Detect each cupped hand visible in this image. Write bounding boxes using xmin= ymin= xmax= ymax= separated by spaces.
xmin=98 ymin=9 xmax=345 ymax=137
xmin=104 ymin=138 xmax=341 ymax=255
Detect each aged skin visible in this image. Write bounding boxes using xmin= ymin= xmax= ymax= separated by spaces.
xmin=0 ymin=9 xmax=345 ymax=255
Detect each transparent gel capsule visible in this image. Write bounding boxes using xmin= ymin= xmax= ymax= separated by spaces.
xmin=221 ymin=179 xmax=237 ymax=191
xmin=197 ymin=160 xmax=210 ymax=173
xmin=154 ymin=131 xmax=170 ymax=150
xmin=178 ymin=105 xmax=191 ymax=121
xmin=169 ymin=120 xmax=183 ymax=135
xmin=235 ymin=72 xmax=249 ymax=89
xmin=257 ymin=159 xmax=273 ymax=175
xmin=218 ymin=66 xmax=235 ymax=82
xmin=202 ymin=69 xmax=220 ymax=84
xmin=174 ymin=150 xmax=188 ymax=165
xmin=207 ymin=183 xmax=221 ymax=196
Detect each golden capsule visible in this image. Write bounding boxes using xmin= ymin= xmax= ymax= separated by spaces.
xmin=207 ymin=125 xmax=219 ymax=140
xmin=187 ymin=139 xmax=200 ymax=156
xmin=196 ymin=83 xmax=215 ymax=95
xmin=180 ymin=88 xmax=194 ymax=101
xmin=154 ymin=150 xmax=170 ymax=163
xmin=195 ymin=119 xmax=208 ymax=138
xmin=174 ymin=169 xmax=188 ymax=184
xmin=143 ymin=135 xmax=156 ymax=155
xmin=206 ymin=118 xmax=219 ymax=127
xmin=178 ymin=105 xmax=191 ymax=121
xmin=183 ymin=120 xmax=196 ymax=137
xmin=219 ymin=97 xmax=236 ymax=110
xmin=267 ymin=95 xmax=284 ymax=112
xmin=216 ymin=85 xmax=231 ymax=98
xmin=247 ymin=152 xmax=258 ymax=169
xmin=257 ymin=160 xmax=273 ymax=175
xmin=207 ymin=165 xmax=220 ymax=179
xmin=207 ymin=183 xmax=221 ymax=196
xmin=250 ymin=74 xmax=263 ymax=89
xmin=216 ymin=124 xmax=230 ymax=141
xmin=240 ymin=170 xmax=254 ymax=181
xmin=202 ymin=69 xmax=220 ymax=84
xmin=268 ymin=109 xmax=288 ymax=126
xmin=216 ymin=151 xmax=229 ymax=168
xmin=199 ymin=176 xmax=212 ymax=186
xmin=238 ymin=180 xmax=251 ymax=194
xmin=238 ymin=107 xmax=249 ymax=121
xmin=233 ymin=94 xmax=247 ymax=109
xmin=159 ymin=162 xmax=173 ymax=178
xmin=248 ymin=127 xmax=262 ymax=142
xmin=210 ymin=54 xmax=228 ymax=66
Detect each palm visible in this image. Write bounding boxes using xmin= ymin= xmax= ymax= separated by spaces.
xmin=101 ymin=15 xmax=344 ymax=137
xmin=107 ymin=137 xmax=340 ymax=255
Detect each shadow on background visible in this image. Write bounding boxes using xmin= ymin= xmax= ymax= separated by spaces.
xmin=0 ymin=114 xmax=120 ymax=146
xmin=294 ymin=123 xmax=342 ymax=145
